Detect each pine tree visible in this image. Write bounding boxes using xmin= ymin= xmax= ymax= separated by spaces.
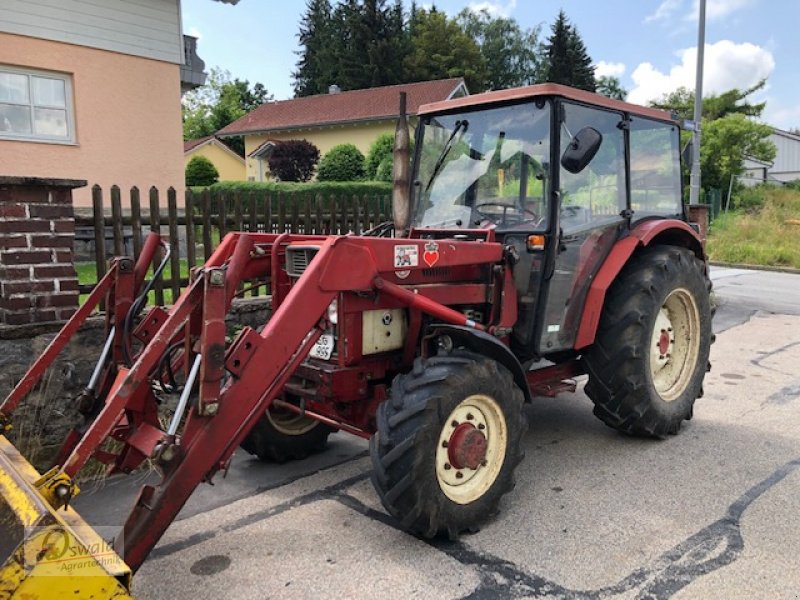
xmin=293 ymin=0 xmax=335 ymax=97
xmin=543 ymin=11 xmax=596 ymax=92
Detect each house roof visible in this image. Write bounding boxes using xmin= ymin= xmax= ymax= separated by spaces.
xmin=217 ymin=78 xmax=466 ymax=137
xmin=184 ymin=136 xmax=245 ymax=163
xmin=183 ymin=136 xmax=214 ymax=153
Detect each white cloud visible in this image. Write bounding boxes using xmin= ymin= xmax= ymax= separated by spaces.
xmin=467 ymin=0 xmax=517 ymax=17
xmin=689 ymin=0 xmax=756 ymax=21
xmin=645 ymin=0 xmax=683 ymax=23
xmin=646 ymin=0 xmax=756 ymax=24
xmin=595 ymin=61 xmax=626 ymax=78
xmin=627 ymin=40 xmax=775 ymax=105
xmin=763 ymin=103 xmax=800 ymax=131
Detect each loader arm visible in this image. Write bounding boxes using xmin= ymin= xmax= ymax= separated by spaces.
xmin=1 ymin=230 xmax=505 ymax=584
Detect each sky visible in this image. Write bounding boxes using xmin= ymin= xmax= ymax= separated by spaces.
xmin=182 ymin=0 xmax=800 ymax=130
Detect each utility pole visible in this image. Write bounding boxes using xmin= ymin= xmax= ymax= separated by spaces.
xmin=689 ymin=0 xmax=706 ymax=205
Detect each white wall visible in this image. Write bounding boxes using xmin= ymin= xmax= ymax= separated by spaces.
xmin=0 ymin=0 xmax=182 ymax=64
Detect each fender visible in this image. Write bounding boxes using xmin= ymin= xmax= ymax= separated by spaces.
xmin=573 ymin=219 xmax=704 ymax=350
xmin=429 ymin=324 xmax=533 ymax=403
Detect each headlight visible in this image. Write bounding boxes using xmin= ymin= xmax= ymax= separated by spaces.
xmin=327 ymin=298 xmax=338 ymax=326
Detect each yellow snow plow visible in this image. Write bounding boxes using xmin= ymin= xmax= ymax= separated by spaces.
xmin=0 ymin=436 xmax=132 ymax=599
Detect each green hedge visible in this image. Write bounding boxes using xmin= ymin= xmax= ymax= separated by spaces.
xmin=192 ymin=180 xmax=391 ymax=197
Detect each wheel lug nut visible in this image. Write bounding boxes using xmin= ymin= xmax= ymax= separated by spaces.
xmin=451 ymin=420 xmax=459 ymax=427
xmin=659 ymin=355 xmax=664 ymax=360
xmin=455 ymin=471 xmax=463 ymax=479
xmin=441 ymin=440 xmax=448 ymax=448
xmin=477 ymin=423 xmax=485 ymax=430
xmin=466 ymin=413 xmax=474 ymax=420
xmin=481 ymin=460 xmax=488 ymax=467
xmin=444 ymin=463 xmax=451 ymax=470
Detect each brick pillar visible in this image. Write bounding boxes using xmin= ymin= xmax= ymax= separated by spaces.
xmin=687 ymin=203 xmax=710 ymax=246
xmin=0 ymin=177 xmax=86 ymax=325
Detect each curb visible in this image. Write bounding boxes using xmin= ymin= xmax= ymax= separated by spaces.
xmin=709 ymin=261 xmax=800 ymax=275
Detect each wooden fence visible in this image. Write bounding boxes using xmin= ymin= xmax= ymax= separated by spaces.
xmin=77 ymin=185 xmax=392 ymax=302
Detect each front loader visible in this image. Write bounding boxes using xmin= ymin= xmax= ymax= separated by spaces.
xmin=0 ymin=83 xmax=712 ymax=598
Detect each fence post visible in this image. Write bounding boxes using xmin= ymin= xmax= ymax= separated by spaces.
xmin=130 ymin=186 xmax=142 ymax=260
xmin=92 ymin=185 xmax=106 ymax=283
xmin=185 ymin=189 xmax=196 ymax=270
xmin=167 ymin=187 xmax=180 ymax=300
xmin=202 ymin=189 xmax=212 ymax=260
xmin=149 ymin=186 xmax=164 ymax=306
xmin=110 ymin=185 xmax=124 ymax=256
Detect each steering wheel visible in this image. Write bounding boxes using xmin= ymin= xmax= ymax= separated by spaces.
xmin=474 ymin=202 xmax=538 ymax=227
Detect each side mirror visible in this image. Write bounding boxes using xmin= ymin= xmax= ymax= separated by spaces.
xmin=560 ymin=127 xmax=603 ymax=174
xmin=682 ymin=139 xmax=694 ymax=168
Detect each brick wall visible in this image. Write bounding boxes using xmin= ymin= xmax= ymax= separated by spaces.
xmin=0 ymin=177 xmax=86 ymax=325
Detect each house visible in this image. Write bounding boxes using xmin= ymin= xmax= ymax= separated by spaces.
xmin=742 ymin=128 xmax=800 ymax=186
xmin=184 ymin=136 xmax=246 ymax=181
xmin=0 ymin=0 xmax=228 ymax=207
xmin=217 ymin=79 xmax=468 ymax=182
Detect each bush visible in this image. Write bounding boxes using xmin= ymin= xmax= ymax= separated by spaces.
xmin=267 ymin=139 xmax=320 ymax=182
xmin=317 ymin=144 xmax=366 ymax=181
xmin=732 ymin=184 xmax=773 ymax=212
xmin=365 ymin=133 xmax=395 ymax=180
xmin=196 ymin=180 xmax=391 ymax=197
xmin=375 ymin=156 xmax=394 ymax=182
xmin=185 ymin=155 xmax=219 ymax=186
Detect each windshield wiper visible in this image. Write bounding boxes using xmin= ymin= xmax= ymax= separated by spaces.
xmin=425 ymin=119 xmax=468 ymax=191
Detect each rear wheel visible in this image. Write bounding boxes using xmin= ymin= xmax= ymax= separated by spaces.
xmin=240 ymin=403 xmax=333 ymax=463
xmin=370 ymin=351 xmax=527 ymax=539
xmin=583 ymin=246 xmax=712 ymax=437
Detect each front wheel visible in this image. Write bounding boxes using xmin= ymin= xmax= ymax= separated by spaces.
xmin=582 ymin=246 xmax=713 ymax=437
xmin=240 ymin=403 xmax=333 ymax=463
xmin=370 ymin=351 xmax=527 ymax=539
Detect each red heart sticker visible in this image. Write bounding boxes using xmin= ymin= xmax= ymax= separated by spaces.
xmin=423 ymin=241 xmax=440 ymax=267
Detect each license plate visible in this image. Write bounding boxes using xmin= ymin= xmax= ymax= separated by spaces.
xmin=309 ymin=333 xmax=335 ymax=360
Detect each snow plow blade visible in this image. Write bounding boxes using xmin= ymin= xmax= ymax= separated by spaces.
xmin=0 ymin=436 xmax=132 ymax=599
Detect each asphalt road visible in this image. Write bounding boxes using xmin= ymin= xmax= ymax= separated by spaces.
xmin=74 ymin=266 xmax=800 ymax=599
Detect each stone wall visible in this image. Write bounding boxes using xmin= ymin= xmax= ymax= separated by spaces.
xmin=0 ymin=297 xmax=271 ymax=471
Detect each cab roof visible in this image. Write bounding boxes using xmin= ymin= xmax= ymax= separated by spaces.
xmin=417 ymin=83 xmax=676 ymax=124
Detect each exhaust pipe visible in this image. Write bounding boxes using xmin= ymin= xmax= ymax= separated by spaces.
xmin=392 ymin=91 xmax=411 ymax=235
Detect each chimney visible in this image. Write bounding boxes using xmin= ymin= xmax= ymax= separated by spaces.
xmin=328 ymin=84 xmax=341 ymax=95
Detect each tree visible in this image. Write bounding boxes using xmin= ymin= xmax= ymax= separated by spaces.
xmin=294 ymin=0 xmax=336 ymax=97
xmin=267 ymin=140 xmax=321 ymax=182
xmin=651 ymin=80 xmax=767 ymax=121
xmin=317 ymin=144 xmax=366 ymax=181
xmin=456 ymin=9 xmax=542 ymax=90
xmin=294 ymin=0 xmax=409 ymax=95
xmin=405 ymin=8 xmax=487 ymax=92
xmin=542 ymin=11 xmax=596 ymax=92
xmin=185 ymin=155 xmax=219 ymax=187
xmin=182 ymin=68 xmax=273 ymax=155
xmin=700 ymin=114 xmax=776 ymax=193
xmin=596 ymin=75 xmax=627 ymax=100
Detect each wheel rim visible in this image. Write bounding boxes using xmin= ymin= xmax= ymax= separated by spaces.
xmin=435 ymin=394 xmax=508 ymax=505
xmin=265 ymin=407 xmax=318 ymax=436
xmin=649 ymin=287 xmax=701 ymax=402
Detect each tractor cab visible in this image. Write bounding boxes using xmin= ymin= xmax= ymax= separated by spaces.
xmin=410 ymin=84 xmax=686 ymax=357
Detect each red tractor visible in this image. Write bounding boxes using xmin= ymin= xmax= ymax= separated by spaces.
xmin=0 ymin=83 xmax=711 ymax=596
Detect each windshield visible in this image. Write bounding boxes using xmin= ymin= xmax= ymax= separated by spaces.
xmin=411 ymin=101 xmax=551 ymax=231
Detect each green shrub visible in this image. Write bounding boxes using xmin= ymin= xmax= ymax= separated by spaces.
xmin=317 ymin=144 xmax=366 ymax=181
xmin=375 ymin=156 xmax=394 ymax=182
xmin=365 ymin=133 xmax=395 ymax=179
xmin=198 ymin=180 xmax=391 ymax=197
xmin=185 ymin=155 xmax=219 ymax=187
xmin=732 ymin=184 xmax=773 ymax=212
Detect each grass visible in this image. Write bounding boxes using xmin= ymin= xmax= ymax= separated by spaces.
xmin=706 ymin=186 xmax=800 ymax=269
xmin=76 ymin=257 xmax=200 ymax=306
